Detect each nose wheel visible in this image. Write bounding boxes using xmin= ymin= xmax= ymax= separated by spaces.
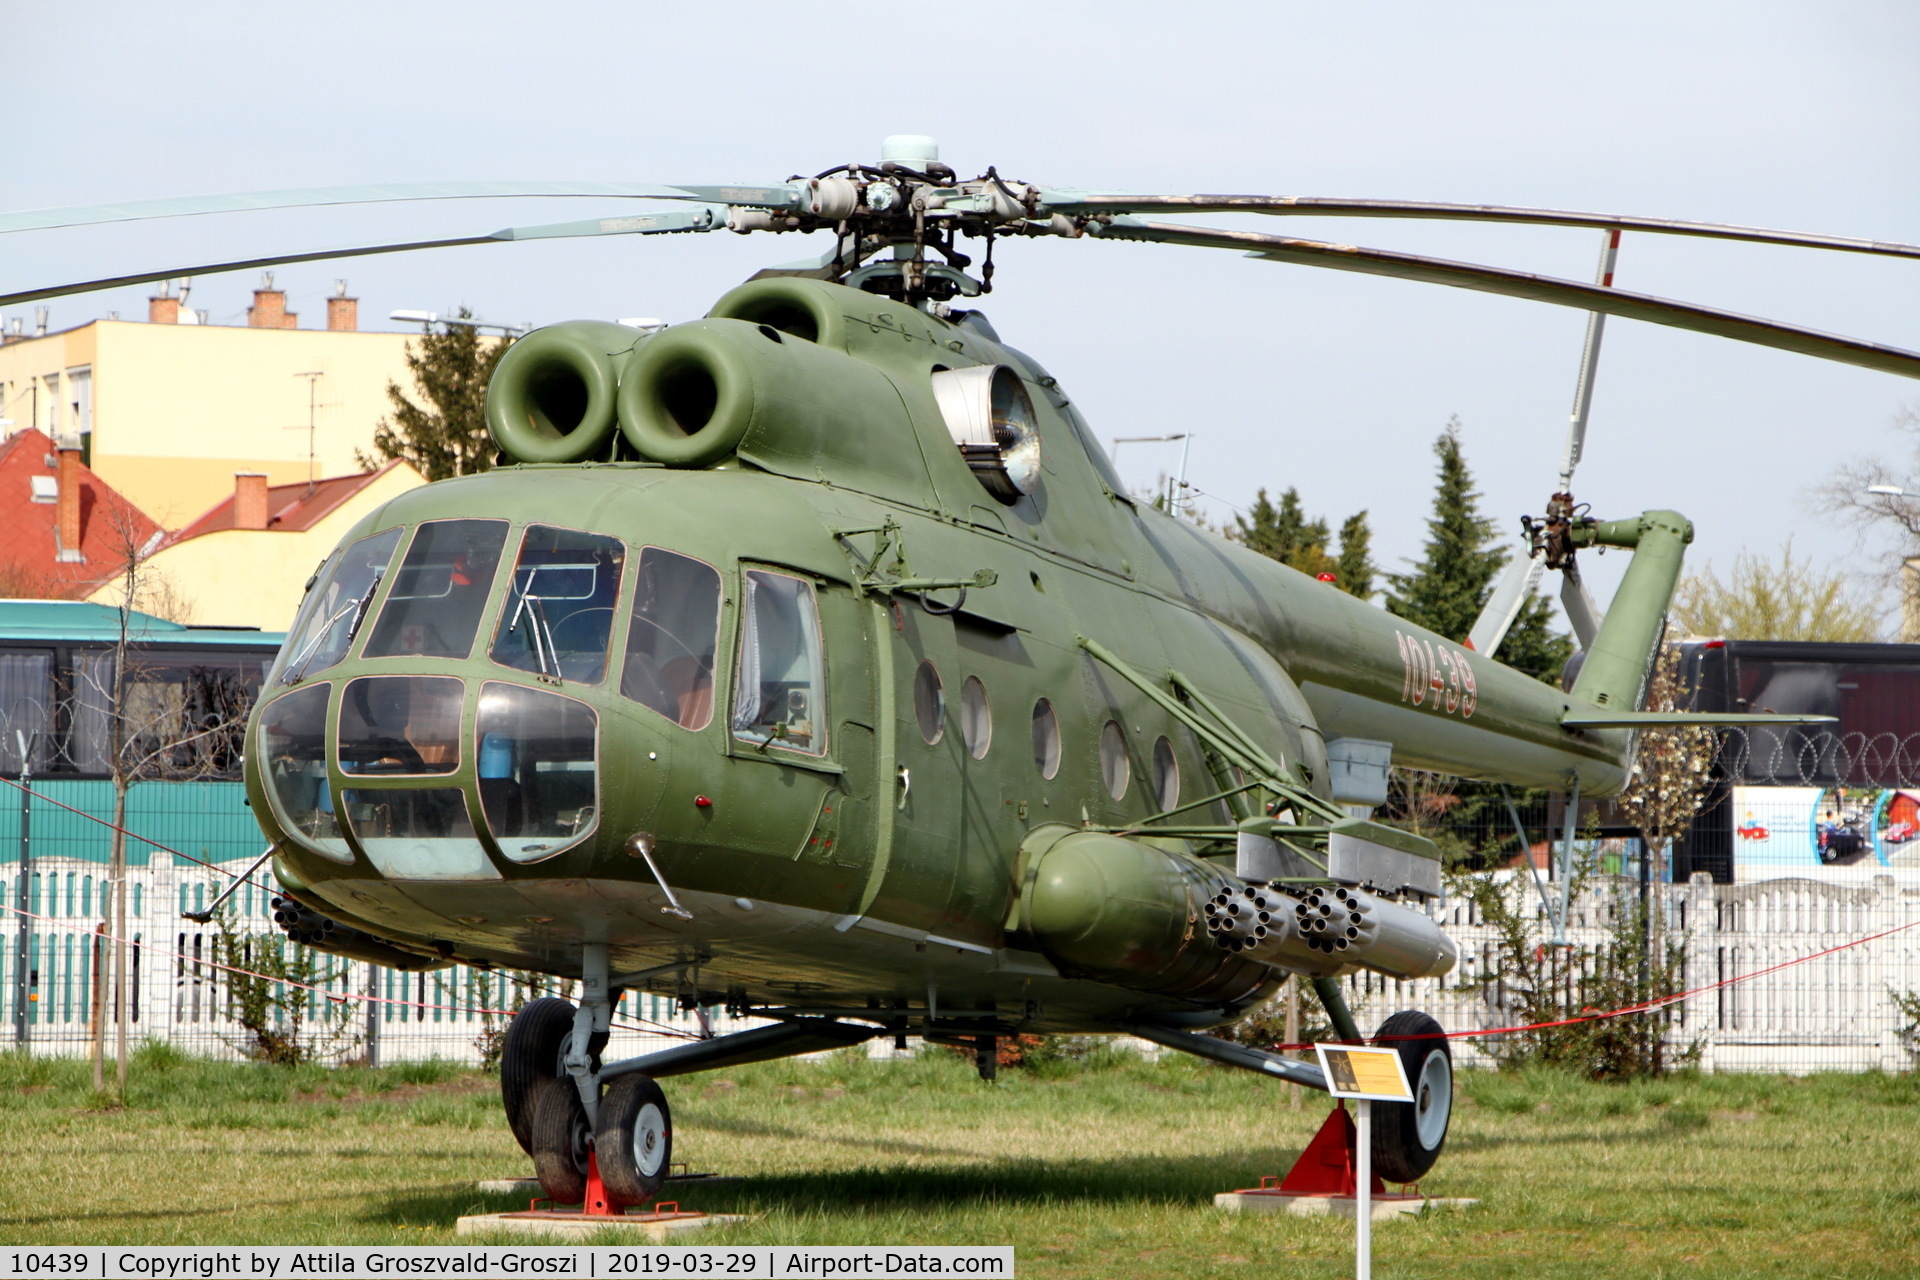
xmin=500 ymin=997 xmax=578 ymax=1154
xmin=528 ymin=1074 xmax=593 ymax=1204
xmin=597 ymin=1073 xmax=674 ymax=1205
xmin=506 ymin=945 xmax=677 ymax=1209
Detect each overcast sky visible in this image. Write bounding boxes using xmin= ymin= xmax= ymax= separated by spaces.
xmin=7 ymin=1 xmax=1918 ymax=625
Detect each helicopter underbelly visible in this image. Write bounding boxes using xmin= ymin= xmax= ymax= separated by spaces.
xmin=301 ymin=871 xmax=1259 ymax=1033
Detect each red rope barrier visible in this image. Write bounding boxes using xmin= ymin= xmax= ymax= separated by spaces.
xmin=1270 ymin=914 xmax=1920 ymax=1051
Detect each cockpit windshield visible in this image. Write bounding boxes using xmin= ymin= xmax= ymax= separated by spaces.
xmin=275 ymin=528 xmax=403 ymax=685
xmin=621 ymin=548 xmax=721 ymax=731
xmin=731 ymin=569 xmax=825 ymax=754
xmin=489 ymin=526 xmax=625 ymax=683
xmin=363 ymin=520 xmax=508 ymax=659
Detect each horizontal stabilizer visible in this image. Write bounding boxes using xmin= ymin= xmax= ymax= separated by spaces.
xmin=1561 ymin=709 xmax=1837 ymax=729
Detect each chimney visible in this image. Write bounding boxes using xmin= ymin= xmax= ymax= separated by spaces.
xmin=233 ymin=472 xmax=271 ymax=530
xmin=247 ymin=271 xmax=297 ymax=330
xmin=149 ymin=286 xmax=180 ymax=324
xmin=326 ymin=280 xmax=358 ymax=332
xmin=56 ymin=442 xmax=84 ymax=561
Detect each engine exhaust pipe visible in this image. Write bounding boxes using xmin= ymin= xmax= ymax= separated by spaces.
xmin=1207 ymin=883 xmax=1457 ymax=980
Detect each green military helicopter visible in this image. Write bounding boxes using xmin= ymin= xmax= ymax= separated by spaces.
xmin=8 ymin=136 xmax=1905 ymax=1206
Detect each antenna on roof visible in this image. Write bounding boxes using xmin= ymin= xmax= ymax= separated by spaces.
xmin=286 ymin=371 xmax=334 ymax=499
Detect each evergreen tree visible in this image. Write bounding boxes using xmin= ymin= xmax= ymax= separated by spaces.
xmin=358 ymin=310 xmax=510 ymax=481
xmin=1500 ymin=592 xmax=1576 ymax=687
xmin=1335 ymin=511 xmax=1376 ymax=600
xmin=1385 ymin=419 xmax=1505 ymax=640
xmin=1235 ymin=487 xmax=1376 ymax=599
xmin=1386 ymin=417 xmax=1571 ymax=685
xmin=1236 ymin=488 xmax=1333 ymax=577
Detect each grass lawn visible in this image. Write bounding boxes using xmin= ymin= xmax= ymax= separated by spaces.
xmin=2 ymin=1043 xmax=1917 ymax=1278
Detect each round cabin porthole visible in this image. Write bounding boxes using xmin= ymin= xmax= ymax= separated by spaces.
xmin=1152 ymin=735 xmax=1179 ymax=812
xmin=1032 ymin=699 xmax=1061 ymax=780
xmin=1100 ymin=719 xmax=1130 ymax=800
xmin=914 ymin=661 xmax=945 ymax=745
xmin=961 ymin=676 xmax=991 ymax=760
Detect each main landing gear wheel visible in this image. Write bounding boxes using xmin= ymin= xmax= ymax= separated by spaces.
xmin=1370 ymin=1010 xmax=1453 ymax=1184
xmin=501 ymin=997 xmax=576 ymax=1154
xmin=528 ymin=1075 xmax=592 ymax=1204
xmin=596 ymin=1073 xmax=674 ymax=1206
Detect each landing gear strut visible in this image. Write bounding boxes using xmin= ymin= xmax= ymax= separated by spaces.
xmin=503 ymin=943 xmax=675 ymax=1209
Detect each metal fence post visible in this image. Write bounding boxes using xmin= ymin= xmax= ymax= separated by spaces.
xmin=365 ymin=963 xmax=381 ymax=1069
xmin=13 ymin=747 xmax=32 ymax=1048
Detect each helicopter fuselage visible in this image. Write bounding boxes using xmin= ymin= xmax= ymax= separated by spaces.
xmin=244 ymin=276 xmax=1643 ymax=1034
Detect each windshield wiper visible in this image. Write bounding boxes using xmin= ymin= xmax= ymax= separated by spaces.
xmin=279 ymin=570 xmax=383 ymax=685
xmin=505 ymin=589 xmax=561 ymax=679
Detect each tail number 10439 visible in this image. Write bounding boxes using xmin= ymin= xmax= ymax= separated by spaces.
xmin=1397 ymin=631 xmax=1476 ymax=719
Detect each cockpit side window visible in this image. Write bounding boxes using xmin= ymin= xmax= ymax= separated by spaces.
xmin=363 ymin=520 xmax=508 ymax=660
xmin=620 ymin=548 xmax=722 ymax=731
xmin=731 ymin=569 xmax=825 ymax=755
xmin=489 ymin=525 xmax=626 ymax=683
xmin=275 ymin=528 xmax=404 ymax=685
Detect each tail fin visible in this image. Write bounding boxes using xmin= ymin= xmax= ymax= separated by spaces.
xmin=1565 ymin=510 xmax=1691 ymax=713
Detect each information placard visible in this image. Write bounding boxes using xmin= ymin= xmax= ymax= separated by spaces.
xmin=1313 ymin=1044 xmax=1412 ymax=1103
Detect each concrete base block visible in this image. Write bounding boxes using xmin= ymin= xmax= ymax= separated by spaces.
xmin=1215 ymin=1191 xmax=1478 ymax=1220
xmin=456 ymin=1211 xmax=752 ymax=1242
xmin=475 ymin=1175 xmax=737 ymax=1194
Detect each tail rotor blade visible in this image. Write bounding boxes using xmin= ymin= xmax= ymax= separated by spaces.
xmin=1561 ymin=564 xmax=1606 ymax=652
xmin=1468 ymin=558 xmax=1544 ymax=657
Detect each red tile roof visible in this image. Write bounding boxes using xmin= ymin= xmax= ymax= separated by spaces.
xmin=167 ymin=462 xmax=403 ymax=543
xmin=0 ymin=428 xmax=162 ymax=598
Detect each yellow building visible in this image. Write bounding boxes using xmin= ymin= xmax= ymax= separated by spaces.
xmin=82 ymin=463 xmax=425 ymax=630
xmin=0 ymin=279 xmax=416 ymax=524
xmin=0 ymin=279 xmax=433 ymax=629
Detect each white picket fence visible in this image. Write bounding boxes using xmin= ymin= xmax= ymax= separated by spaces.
xmin=1 ymin=848 xmax=749 ymax=1065
xmin=1344 ymin=870 xmax=1920 ymax=1074
xmin=8 ymin=851 xmax=1920 ymax=1074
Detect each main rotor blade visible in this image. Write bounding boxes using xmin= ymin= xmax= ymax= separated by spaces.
xmin=0 ymin=182 xmax=714 ymax=236
xmin=1091 ymin=219 xmax=1920 ymax=381
xmin=1047 ymin=194 xmax=1920 ymax=262
xmin=0 ymin=206 xmax=724 ymax=309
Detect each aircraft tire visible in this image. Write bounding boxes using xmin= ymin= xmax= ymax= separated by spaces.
xmin=528 ymin=1075 xmax=591 ymax=1205
xmin=501 ymin=998 xmax=576 ymax=1154
xmin=1369 ymin=1010 xmax=1453 ymax=1184
xmin=595 ymin=1073 xmax=674 ymax=1207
